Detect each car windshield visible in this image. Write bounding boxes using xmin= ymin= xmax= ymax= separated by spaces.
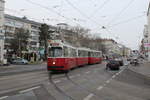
xmin=48 ymin=47 xmax=62 ymax=57
xmin=109 ymin=60 xmax=117 ymax=63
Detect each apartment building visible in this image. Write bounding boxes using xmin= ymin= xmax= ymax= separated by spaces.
xmin=141 ymin=25 xmax=149 ymax=57
xmin=4 ymin=14 xmax=41 ymax=61
xmin=101 ymin=39 xmax=131 ymax=57
xmin=141 ymin=3 xmax=150 ymax=61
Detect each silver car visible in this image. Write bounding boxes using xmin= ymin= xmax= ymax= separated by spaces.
xmin=12 ymin=58 xmax=29 ymax=64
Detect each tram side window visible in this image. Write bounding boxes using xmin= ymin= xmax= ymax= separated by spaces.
xmin=69 ymin=48 xmax=77 ymax=57
xmin=100 ymin=52 xmax=102 ymax=57
xmin=73 ymin=49 xmax=77 ymax=57
xmin=78 ymin=50 xmax=88 ymax=57
xmin=90 ymin=52 xmax=94 ymax=57
xmin=64 ymin=46 xmax=69 ymax=57
xmin=85 ymin=51 xmax=88 ymax=57
xmin=78 ymin=50 xmax=82 ymax=57
xmin=96 ymin=52 xmax=99 ymax=57
xmin=48 ymin=47 xmax=62 ymax=57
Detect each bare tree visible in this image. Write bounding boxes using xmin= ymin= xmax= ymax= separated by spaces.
xmin=10 ymin=28 xmax=29 ymax=57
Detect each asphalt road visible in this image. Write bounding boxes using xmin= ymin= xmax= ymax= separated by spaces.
xmin=0 ymin=62 xmax=150 ymax=100
xmin=0 ymin=63 xmax=47 ymax=76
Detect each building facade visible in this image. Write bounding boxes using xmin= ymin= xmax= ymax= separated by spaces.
xmin=141 ymin=25 xmax=149 ymax=58
xmin=141 ymin=3 xmax=150 ymax=61
xmin=4 ymin=14 xmax=41 ymax=61
xmin=0 ymin=0 xmax=5 ymax=64
xmin=101 ymin=39 xmax=131 ymax=57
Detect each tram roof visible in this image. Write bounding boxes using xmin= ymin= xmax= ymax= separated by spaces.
xmin=48 ymin=40 xmax=102 ymax=52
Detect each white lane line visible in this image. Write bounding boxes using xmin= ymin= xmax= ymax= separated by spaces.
xmin=106 ymin=80 xmax=110 ymax=84
xmin=70 ymin=75 xmax=75 ymax=78
xmin=97 ymin=86 xmax=103 ymax=90
xmin=118 ymin=71 xmax=122 ymax=74
xmin=84 ymin=93 xmax=94 ymax=100
xmin=54 ymin=80 xmax=61 ymax=83
xmin=85 ymin=71 xmax=90 ymax=74
xmin=121 ymin=69 xmax=125 ymax=72
xmin=116 ymin=72 xmax=119 ymax=75
xmin=112 ymin=75 xmax=116 ymax=78
xmin=19 ymin=86 xmax=41 ymax=93
xmin=0 ymin=96 xmax=8 ymax=100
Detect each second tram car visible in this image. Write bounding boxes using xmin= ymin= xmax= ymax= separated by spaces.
xmin=88 ymin=50 xmax=102 ymax=64
xmin=76 ymin=48 xmax=89 ymax=66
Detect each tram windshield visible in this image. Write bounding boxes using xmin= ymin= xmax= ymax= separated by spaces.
xmin=48 ymin=47 xmax=62 ymax=57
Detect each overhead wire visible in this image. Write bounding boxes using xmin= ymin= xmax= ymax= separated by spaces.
xmin=64 ymin=0 xmax=103 ymax=27
xmin=106 ymin=0 xmax=136 ymax=27
xmin=93 ymin=12 xmax=146 ymax=30
xmin=64 ymin=0 xmax=136 ymax=43
xmin=25 ymin=0 xmax=80 ymax=25
xmin=108 ymin=14 xmax=145 ymax=28
xmin=89 ymin=0 xmax=112 ymax=18
xmin=5 ymin=8 xmax=43 ymax=22
xmin=25 ymin=0 xmax=144 ymax=43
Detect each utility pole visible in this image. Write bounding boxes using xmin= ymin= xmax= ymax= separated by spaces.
xmin=18 ymin=38 xmax=21 ymax=57
xmin=0 ymin=0 xmax=5 ymax=64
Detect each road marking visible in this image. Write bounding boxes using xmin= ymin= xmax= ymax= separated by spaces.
xmin=118 ymin=71 xmax=122 ymax=74
xmin=19 ymin=86 xmax=41 ymax=93
xmin=85 ymin=71 xmax=90 ymax=74
xmin=0 ymin=96 xmax=8 ymax=100
xmin=96 ymin=66 xmax=127 ymax=93
xmin=112 ymin=75 xmax=116 ymax=78
xmin=54 ymin=80 xmax=61 ymax=83
xmin=97 ymin=86 xmax=103 ymax=90
xmin=84 ymin=93 xmax=94 ymax=100
xmin=106 ymin=80 xmax=110 ymax=84
xmin=70 ymin=75 xmax=75 ymax=78
xmin=116 ymin=72 xmax=119 ymax=75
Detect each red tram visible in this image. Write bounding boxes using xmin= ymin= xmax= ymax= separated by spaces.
xmin=47 ymin=40 xmax=102 ymax=72
xmin=88 ymin=50 xmax=102 ymax=64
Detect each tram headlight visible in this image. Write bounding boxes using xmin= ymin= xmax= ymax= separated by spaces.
xmin=53 ymin=62 xmax=56 ymax=64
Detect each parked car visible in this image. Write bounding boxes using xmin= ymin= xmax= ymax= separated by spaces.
xmin=115 ymin=58 xmax=124 ymax=66
xmin=106 ymin=60 xmax=120 ymax=70
xmin=12 ymin=58 xmax=29 ymax=64
xmin=130 ymin=58 xmax=139 ymax=66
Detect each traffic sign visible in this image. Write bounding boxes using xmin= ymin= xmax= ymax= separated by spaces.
xmin=144 ymin=43 xmax=150 ymax=47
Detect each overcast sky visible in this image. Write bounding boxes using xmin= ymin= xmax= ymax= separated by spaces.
xmin=5 ymin=0 xmax=150 ymax=49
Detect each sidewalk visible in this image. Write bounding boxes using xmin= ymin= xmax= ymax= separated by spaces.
xmin=129 ymin=62 xmax=150 ymax=77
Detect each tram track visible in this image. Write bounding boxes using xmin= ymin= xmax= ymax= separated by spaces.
xmin=48 ymin=72 xmax=75 ymax=100
xmin=47 ymin=64 xmax=124 ymax=100
xmin=48 ymin=70 xmax=104 ymax=100
xmin=65 ymin=73 xmax=101 ymax=99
